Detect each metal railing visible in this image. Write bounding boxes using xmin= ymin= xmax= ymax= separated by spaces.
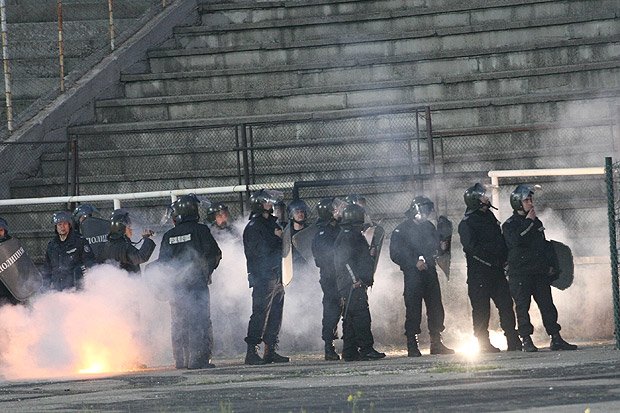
xmin=605 ymin=157 xmax=620 ymax=349
xmin=0 ymin=0 xmax=174 ymax=135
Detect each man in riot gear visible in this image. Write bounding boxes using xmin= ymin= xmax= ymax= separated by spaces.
xmin=102 ymin=209 xmax=155 ymax=275
xmin=390 ymin=196 xmax=454 ymax=357
xmin=243 ymin=189 xmax=289 ymax=365
xmin=287 ymin=199 xmax=309 ymax=266
xmin=458 ymin=183 xmax=521 ymax=352
xmin=502 ymin=185 xmax=577 ymax=352
xmin=205 ymin=202 xmax=237 ymax=237
xmin=311 ymin=197 xmax=344 ymax=360
xmin=0 ymin=217 xmax=19 ymax=305
xmin=334 ymin=203 xmax=385 ymax=361
xmin=159 ymin=194 xmax=222 ymax=369
xmin=73 ymin=203 xmax=109 ymax=263
xmin=43 ymin=211 xmax=95 ymax=291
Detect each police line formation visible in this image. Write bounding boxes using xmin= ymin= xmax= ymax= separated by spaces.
xmin=0 ymin=183 xmax=578 ymax=370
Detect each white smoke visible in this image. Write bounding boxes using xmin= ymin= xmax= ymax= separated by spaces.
xmin=0 ymin=208 xmax=614 ymax=381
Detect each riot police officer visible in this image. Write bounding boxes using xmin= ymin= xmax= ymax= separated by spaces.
xmin=0 ymin=217 xmax=19 ymax=305
xmin=311 ymin=197 xmax=344 ymax=360
xmin=243 ymin=189 xmax=289 ymax=365
xmin=206 ymin=202 xmax=237 ymax=237
xmin=390 ymin=196 xmax=454 ymax=357
xmin=102 ymin=209 xmax=156 ymax=275
xmin=288 ymin=199 xmax=309 ymax=266
xmin=159 ymin=194 xmax=222 ymax=369
xmin=334 ymin=203 xmax=385 ymax=361
xmin=43 ymin=211 xmax=95 ymax=291
xmin=502 ymin=185 xmax=577 ymax=352
xmin=73 ymin=204 xmax=109 ymax=262
xmin=458 ymin=183 xmax=521 ymax=352
xmin=0 ymin=217 xmax=9 ymax=243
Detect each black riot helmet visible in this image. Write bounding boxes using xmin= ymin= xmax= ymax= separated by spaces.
xmin=52 ymin=211 xmax=73 ymax=225
xmin=206 ymin=202 xmax=229 ymax=224
xmin=249 ymin=189 xmax=284 ymax=216
xmin=316 ymin=197 xmax=336 ymax=223
xmin=287 ymin=199 xmax=308 ymax=223
xmin=345 ymin=194 xmax=367 ymax=207
xmin=464 ymin=183 xmax=489 ymax=214
xmin=109 ymin=209 xmax=131 ymax=237
xmin=510 ymin=184 xmax=535 ymax=211
xmin=73 ymin=204 xmax=98 ymax=222
xmin=405 ymin=196 xmax=435 ymax=220
xmin=171 ymin=193 xmax=201 ymax=223
xmin=341 ymin=203 xmax=365 ymax=227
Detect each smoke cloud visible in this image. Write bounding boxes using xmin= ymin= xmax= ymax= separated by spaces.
xmin=0 ymin=209 xmax=614 ymax=381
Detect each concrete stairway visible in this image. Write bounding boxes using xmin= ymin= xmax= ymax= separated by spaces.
xmin=0 ymin=0 xmax=159 ymax=128
xmin=4 ymin=0 xmax=619 ymax=260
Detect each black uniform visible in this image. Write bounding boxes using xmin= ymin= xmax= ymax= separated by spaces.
xmin=243 ymin=213 xmax=285 ymax=348
xmin=43 ymin=229 xmax=95 ymax=291
xmin=502 ymin=213 xmax=561 ymax=337
xmin=312 ymin=222 xmax=343 ymax=343
xmin=102 ymin=234 xmax=156 ymax=274
xmin=390 ymin=219 xmax=446 ymax=341
xmin=159 ymin=220 xmax=221 ymax=369
xmin=458 ymin=209 xmax=517 ymax=341
xmin=333 ymin=227 xmax=375 ymax=358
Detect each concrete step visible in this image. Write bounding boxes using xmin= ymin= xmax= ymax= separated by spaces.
xmin=95 ymin=67 xmax=620 ymax=123
xmin=179 ymin=0 xmax=617 ymax=49
xmin=122 ymin=40 xmax=620 ymax=97
xmin=5 ymin=0 xmax=157 ymax=24
xmin=197 ymin=0 xmax=563 ymax=26
xmin=147 ymin=13 xmax=620 ymax=72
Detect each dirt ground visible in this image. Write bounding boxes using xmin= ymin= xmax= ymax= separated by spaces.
xmin=1 ymin=342 xmax=619 ymax=412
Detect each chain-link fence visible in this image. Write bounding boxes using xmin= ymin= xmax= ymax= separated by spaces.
xmin=0 ymin=0 xmax=172 ymax=135
xmin=605 ymin=157 xmax=620 ymax=349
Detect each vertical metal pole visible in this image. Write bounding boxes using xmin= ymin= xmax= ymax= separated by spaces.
xmin=248 ymin=124 xmax=256 ymax=184
xmin=239 ymin=125 xmax=251 ymax=199
xmin=415 ymin=108 xmax=421 ymax=175
xmin=72 ymin=138 xmax=79 ymax=196
xmin=0 ymin=0 xmax=13 ymax=131
xmin=605 ymin=157 xmax=620 ymax=350
xmin=425 ymin=106 xmax=435 ymax=176
xmin=57 ymin=0 xmax=65 ymax=92
xmin=235 ymin=126 xmax=245 ymax=216
xmin=65 ymin=138 xmax=71 ymax=196
xmin=108 ymin=0 xmax=115 ymax=51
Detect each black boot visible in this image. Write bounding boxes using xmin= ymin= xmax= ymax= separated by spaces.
xmin=264 ymin=344 xmax=290 ymax=363
xmin=324 ymin=341 xmax=340 ymax=361
xmin=359 ymin=347 xmax=386 ymax=360
xmin=521 ymin=335 xmax=538 ymax=352
xmin=430 ymin=334 xmax=455 ymax=355
xmin=407 ymin=335 xmax=422 ymax=357
xmin=550 ymin=333 xmax=578 ymax=351
xmin=245 ymin=344 xmax=266 ymax=365
xmin=506 ymin=332 xmax=522 ymax=352
xmin=478 ymin=337 xmax=501 ymax=353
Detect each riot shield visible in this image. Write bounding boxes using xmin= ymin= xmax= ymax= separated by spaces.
xmin=282 ymin=225 xmax=293 ymax=286
xmin=363 ymin=225 xmax=385 ymax=276
xmin=436 ymin=215 xmax=453 ymax=279
xmin=0 ymin=238 xmax=43 ymax=301
xmin=550 ymin=240 xmax=574 ymax=290
xmin=80 ymin=216 xmax=111 ymax=262
xmin=291 ymin=225 xmax=319 ymax=264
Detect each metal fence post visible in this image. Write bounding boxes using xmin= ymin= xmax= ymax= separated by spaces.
xmin=605 ymin=156 xmax=620 ymax=350
xmin=108 ymin=0 xmax=115 ymax=51
xmin=239 ymin=124 xmax=251 ymax=199
xmin=0 ymin=0 xmax=13 ymax=131
xmin=57 ymin=0 xmax=65 ymax=92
